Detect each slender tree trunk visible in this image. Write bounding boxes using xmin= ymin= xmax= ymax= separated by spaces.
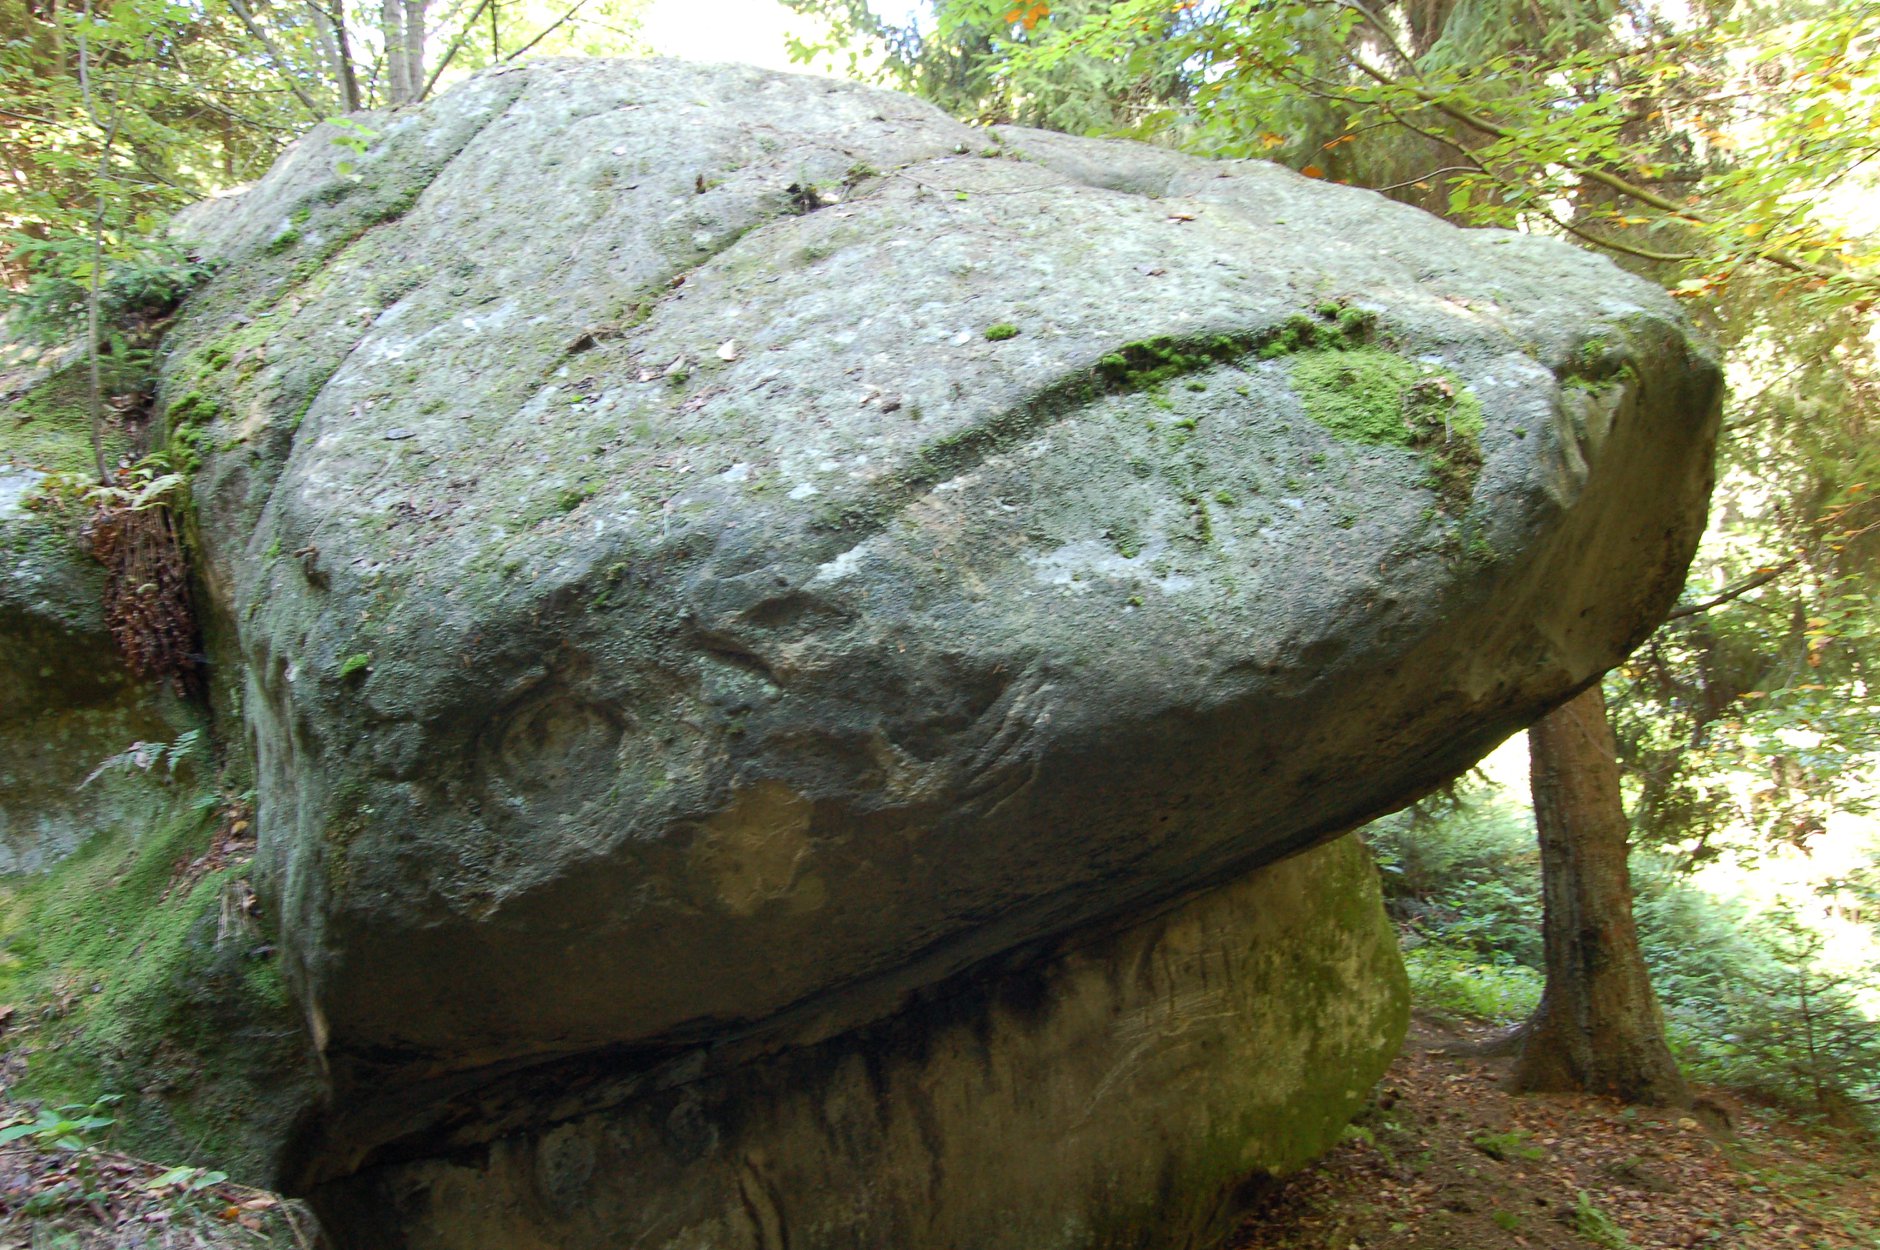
xmin=49 ymin=0 xmax=66 ymax=72
xmin=74 ymin=0 xmax=118 ymax=484
xmin=333 ymin=0 xmax=363 ymax=112
xmin=1512 ymin=685 xmax=1691 ymax=1106
xmin=381 ymin=0 xmax=406 ymax=103
xmin=381 ymin=0 xmax=426 ymax=105
xmin=403 ymin=0 xmax=425 ymax=99
xmin=311 ymin=0 xmax=362 ymax=112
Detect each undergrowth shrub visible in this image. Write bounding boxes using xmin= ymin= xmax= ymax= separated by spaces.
xmin=2 ymin=232 xmax=217 ymax=348
xmin=1402 ymin=945 xmax=1544 ymax=1022
xmin=1369 ymin=795 xmax=1880 ymax=1123
xmin=1368 ymin=797 xmax=1544 ymax=966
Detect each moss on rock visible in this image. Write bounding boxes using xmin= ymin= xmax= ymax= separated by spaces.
xmin=2 ymin=357 xmax=141 ymax=477
xmin=1290 ymin=346 xmax=1485 ymax=512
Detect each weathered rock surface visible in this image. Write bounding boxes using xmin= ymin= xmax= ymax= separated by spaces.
xmin=314 ymin=837 xmax=1405 ymax=1250
xmin=157 ymin=56 xmax=1720 ymax=1222
xmin=1 ymin=364 xmax=183 ymax=872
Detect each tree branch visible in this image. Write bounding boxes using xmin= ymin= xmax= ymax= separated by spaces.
xmin=1537 ymin=207 xmax=1700 ymax=265
xmin=420 ymin=0 xmax=495 ymax=100
xmin=501 ymin=0 xmax=596 ymax=62
xmin=1666 ymin=562 xmax=1798 ymax=619
xmin=225 ymin=0 xmax=328 ymax=118
xmin=1346 ymin=58 xmax=1880 ymax=293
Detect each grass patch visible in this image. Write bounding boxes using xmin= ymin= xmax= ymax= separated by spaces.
xmin=1402 ymin=944 xmax=1544 ymax=1024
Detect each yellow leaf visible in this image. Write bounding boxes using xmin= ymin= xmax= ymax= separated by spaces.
xmin=1259 ymin=131 xmax=1286 ymax=149
xmin=1301 ymin=164 xmax=1324 ymax=178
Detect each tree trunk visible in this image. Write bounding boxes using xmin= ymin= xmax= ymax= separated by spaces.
xmin=382 ymin=0 xmax=424 ymax=105
xmin=1511 ymin=684 xmax=1692 ymax=1106
xmin=403 ymin=0 xmax=425 ymax=100
xmin=313 ymin=0 xmax=362 ymax=112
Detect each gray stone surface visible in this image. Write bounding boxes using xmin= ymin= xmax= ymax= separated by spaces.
xmin=160 ymin=57 xmax=1720 ymax=1177
xmin=312 ymin=837 xmax=1407 ymax=1250
xmin=0 ymin=439 xmax=180 ymax=873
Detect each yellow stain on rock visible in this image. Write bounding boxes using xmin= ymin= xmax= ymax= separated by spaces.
xmin=691 ymin=780 xmax=819 ymax=916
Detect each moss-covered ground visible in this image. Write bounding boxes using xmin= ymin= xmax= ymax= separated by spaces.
xmin=0 ymin=771 xmax=312 ymax=1185
xmin=2 ymin=357 xmax=143 ymax=476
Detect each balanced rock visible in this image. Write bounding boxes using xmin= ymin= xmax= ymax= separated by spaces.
xmin=154 ymin=58 xmax=1719 ymax=1244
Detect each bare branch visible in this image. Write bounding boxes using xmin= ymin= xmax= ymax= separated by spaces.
xmin=1667 ymin=562 xmax=1797 ymax=620
xmin=420 ymin=0 xmax=495 ymax=100
xmin=501 ymin=0 xmax=597 ymax=62
xmin=1370 ymin=165 xmax=1481 ymax=192
xmin=226 ymin=0 xmax=328 ymax=117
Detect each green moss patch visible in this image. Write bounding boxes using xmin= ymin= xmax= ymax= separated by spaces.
xmin=2 ymin=359 xmax=142 ymax=475
xmin=0 ymin=784 xmax=312 ymax=1183
xmin=825 ymin=301 xmax=1481 ymax=538
xmin=1290 ymin=347 xmax=1484 ymax=512
xmin=1094 ymin=305 xmax=1375 ymax=395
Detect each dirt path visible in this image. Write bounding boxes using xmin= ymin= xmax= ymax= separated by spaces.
xmin=1227 ymin=1017 xmax=1879 ymax=1250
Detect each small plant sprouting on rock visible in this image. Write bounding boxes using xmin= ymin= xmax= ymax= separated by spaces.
xmin=984 ymin=323 xmax=1019 ymax=341
xmin=786 ymin=181 xmax=829 ymax=214
xmin=338 ymin=652 xmax=373 ymax=680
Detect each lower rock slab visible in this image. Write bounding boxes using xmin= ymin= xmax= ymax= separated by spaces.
xmin=312 ymin=836 xmax=1407 ymax=1250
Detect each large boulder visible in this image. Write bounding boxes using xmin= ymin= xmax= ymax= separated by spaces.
xmin=159 ymin=57 xmax=1719 ymax=1231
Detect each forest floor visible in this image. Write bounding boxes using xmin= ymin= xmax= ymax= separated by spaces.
xmin=0 ymin=1085 xmax=313 ymax=1250
xmin=1227 ymin=1016 xmax=1880 ymax=1250
xmin=5 ymin=1015 xmax=1875 ymax=1248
